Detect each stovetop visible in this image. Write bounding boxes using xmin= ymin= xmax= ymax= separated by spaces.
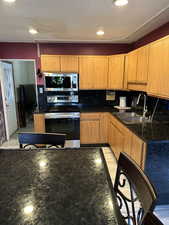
xmin=47 ymin=105 xmax=80 ymax=112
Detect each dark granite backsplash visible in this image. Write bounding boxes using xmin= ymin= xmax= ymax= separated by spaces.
xmin=37 ymin=86 xmax=169 ymax=121
xmin=79 ymin=90 xmax=140 ymax=107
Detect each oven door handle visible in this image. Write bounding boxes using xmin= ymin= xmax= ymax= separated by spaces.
xmin=45 ymin=113 xmax=80 ymax=119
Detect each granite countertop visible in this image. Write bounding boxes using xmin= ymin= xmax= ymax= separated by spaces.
xmin=0 ymin=148 xmax=125 ymax=225
xmin=34 ymin=104 xmax=115 ymax=113
xmin=34 ymin=104 xmax=169 ymax=143
xmin=111 ymin=113 xmax=169 ymax=143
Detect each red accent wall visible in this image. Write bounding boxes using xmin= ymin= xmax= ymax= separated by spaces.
xmin=133 ymin=21 xmax=169 ymax=49
xmin=0 ymin=20 xmax=169 ymax=64
xmin=39 ymin=43 xmax=132 ymax=55
xmin=0 ymin=43 xmax=40 ymax=67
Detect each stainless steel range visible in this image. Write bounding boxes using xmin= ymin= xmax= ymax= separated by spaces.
xmin=45 ymin=73 xmax=80 ymax=148
xmin=47 ymin=94 xmax=78 ymax=104
xmin=45 ymin=112 xmax=80 ymax=148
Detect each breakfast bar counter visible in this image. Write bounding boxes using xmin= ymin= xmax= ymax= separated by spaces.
xmin=0 ymin=147 xmax=125 ymax=225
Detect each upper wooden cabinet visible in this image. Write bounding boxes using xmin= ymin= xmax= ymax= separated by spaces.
xmin=126 ymin=46 xmax=149 ymax=92
xmin=79 ymin=56 xmax=108 ymax=89
xmin=41 ymin=55 xmax=61 ymax=72
xmin=41 ymin=55 xmax=79 ymax=72
xmin=108 ymin=54 xmax=125 ymax=89
xmin=60 ymin=55 xmax=79 ymax=72
xmin=136 ymin=45 xmax=149 ymax=83
xmin=126 ymin=49 xmax=138 ymax=83
xmin=147 ymin=36 xmax=169 ymax=98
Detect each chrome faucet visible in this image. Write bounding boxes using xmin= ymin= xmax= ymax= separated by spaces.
xmin=136 ymin=93 xmax=148 ymax=119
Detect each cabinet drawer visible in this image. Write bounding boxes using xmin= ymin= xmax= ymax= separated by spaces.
xmin=80 ymin=113 xmax=101 ymax=120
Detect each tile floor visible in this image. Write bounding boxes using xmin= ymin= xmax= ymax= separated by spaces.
xmin=0 ymin=138 xmax=168 ymax=224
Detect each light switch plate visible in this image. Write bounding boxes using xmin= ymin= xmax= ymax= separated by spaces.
xmin=39 ymin=87 xmax=43 ymax=94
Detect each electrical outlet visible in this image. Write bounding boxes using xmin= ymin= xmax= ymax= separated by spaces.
xmin=106 ymin=91 xmax=115 ymax=101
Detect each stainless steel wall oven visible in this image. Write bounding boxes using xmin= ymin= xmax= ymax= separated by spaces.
xmin=45 ymin=112 xmax=80 ymax=148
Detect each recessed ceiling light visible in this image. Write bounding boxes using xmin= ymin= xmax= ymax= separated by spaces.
xmin=96 ymin=30 xmax=104 ymax=36
xmin=29 ymin=28 xmax=38 ymax=35
xmin=3 ymin=0 xmax=16 ymax=3
xmin=114 ymin=0 xmax=128 ymax=7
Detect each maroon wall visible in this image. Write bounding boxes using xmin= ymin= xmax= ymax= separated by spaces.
xmin=133 ymin=21 xmax=169 ymax=49
xmin=39 ymin=43 xmax=132 ymax=55
xmin=0 ymin=20 xmax=169 ymax=64
xmin=0 ymin=43 xmax=40 ymax=68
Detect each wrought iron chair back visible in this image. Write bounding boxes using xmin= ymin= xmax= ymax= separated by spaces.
xmin=18 ymin=132 xmax=66 ymax=149
xmin=114 ymin=152 xmax=157 ymax=225
xmin=143 ymin=212 xmax=164 ymax=225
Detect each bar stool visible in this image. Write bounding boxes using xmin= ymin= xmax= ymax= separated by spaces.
xmin=114 ymin=152 xmax=157 ymax=225
xmin=18 ymin=132 xmax=66 ymax=149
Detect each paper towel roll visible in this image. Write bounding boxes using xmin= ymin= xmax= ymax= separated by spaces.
xmin=119 ymin=97 xmax=126 ymax=108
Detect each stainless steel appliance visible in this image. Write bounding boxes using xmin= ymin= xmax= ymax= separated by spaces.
xmin=47 ymin=94 xmax=78 ymax=104
xmin=44 ymin=73 xmax=78 ymax=92
xmin=45 ymin=112 xmax=80 ymax=148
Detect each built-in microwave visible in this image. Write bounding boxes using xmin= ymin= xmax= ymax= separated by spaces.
xmin=44 ymin=73 xmax=78 ymax=92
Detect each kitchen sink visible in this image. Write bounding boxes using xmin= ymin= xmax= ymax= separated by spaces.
xmin=113 ymin=112 xmax=151 ymax=125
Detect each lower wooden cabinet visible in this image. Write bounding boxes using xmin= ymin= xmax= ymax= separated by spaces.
xmin=130 ymin=134 xmax=146 ymax=169
xmin=33 ymin=114 xmax=45 ymax=133
xmin=80 ymin=113 xmax=107 ymax=144
xmin=108 ymin=114 xmax=146 ymax=169
xmin=34 ymin=112 xmax=146 ymax=169
xmin=108 ymin=120 xmax=125 ymax=159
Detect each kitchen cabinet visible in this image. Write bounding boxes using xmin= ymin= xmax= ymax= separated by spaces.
xmin=126 ymin=49 xmax=138 ymax=83
xmin=60 ymin=55 xmax=79 ymax=72
xmin=79 ymin=56 xmax=108 ymax=89
xmin=41 ymin=55 xmax=79 ymax=72
xmin=126 ymin=46 xmax=149 ymax=92
xmin=108 ymin=114 xmax=146 ymax=169
xmin=108 ymin=54 xmax=125 ymax=89
xmin=80 ymin=113 xmax=107 ymax=144
xmin=147 ymin=36 xmax=169 ymax=99
xmin=108 ymin=115 xmax=131 ymax=160
xmin=130 ymin=133 xmax=147 ymax=170
xmin=34 ymin=114 xmax=45 ymax=133
xmin=136 ymin=45 xmax=149 ymax=83
xmin=108 ymin=119 xmax=125 ymax=159
xmin=41 ymin=55 xmax=61 ymax=72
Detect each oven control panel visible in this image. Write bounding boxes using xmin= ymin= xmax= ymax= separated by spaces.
xmin=47 ymin=95 xmax=78 ymax=103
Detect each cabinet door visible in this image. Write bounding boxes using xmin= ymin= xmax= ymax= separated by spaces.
xmin=41 ymin=55 xmax=61 ymax=72
xmin=136 ymin=45 xmax=149 ymax=83
xmin=123 ymin=129 xmax=132 ymax=156
xmin=130 ymin=134 xmax=146 ymax=169
xmin=108 ymin=55 xmax=125 ymax=89
xmin=79 ymin=56 xmax=108 ymax=89
xmin=147 ymin=37 xmax=169 ymax=98
xmin=109 ymin=121 xmax=124 ymax=160
xmin=100 ymin=113 xmax=108 ymax=143
xmin=34 ymin=114 xmax=45 ymax=133
xmin=80 ymin=113 xmax=101 ymax=144
xmin=80 ymin=120 xmax=100 ymax=144
xmin=126 ymin=50 xmax=138 ymax=82
xmin=60 ymin=55 xmax=79 ymax=72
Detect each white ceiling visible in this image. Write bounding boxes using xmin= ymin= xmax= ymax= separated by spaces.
xmin=0 ymin=0 xmax=169 ymax=43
